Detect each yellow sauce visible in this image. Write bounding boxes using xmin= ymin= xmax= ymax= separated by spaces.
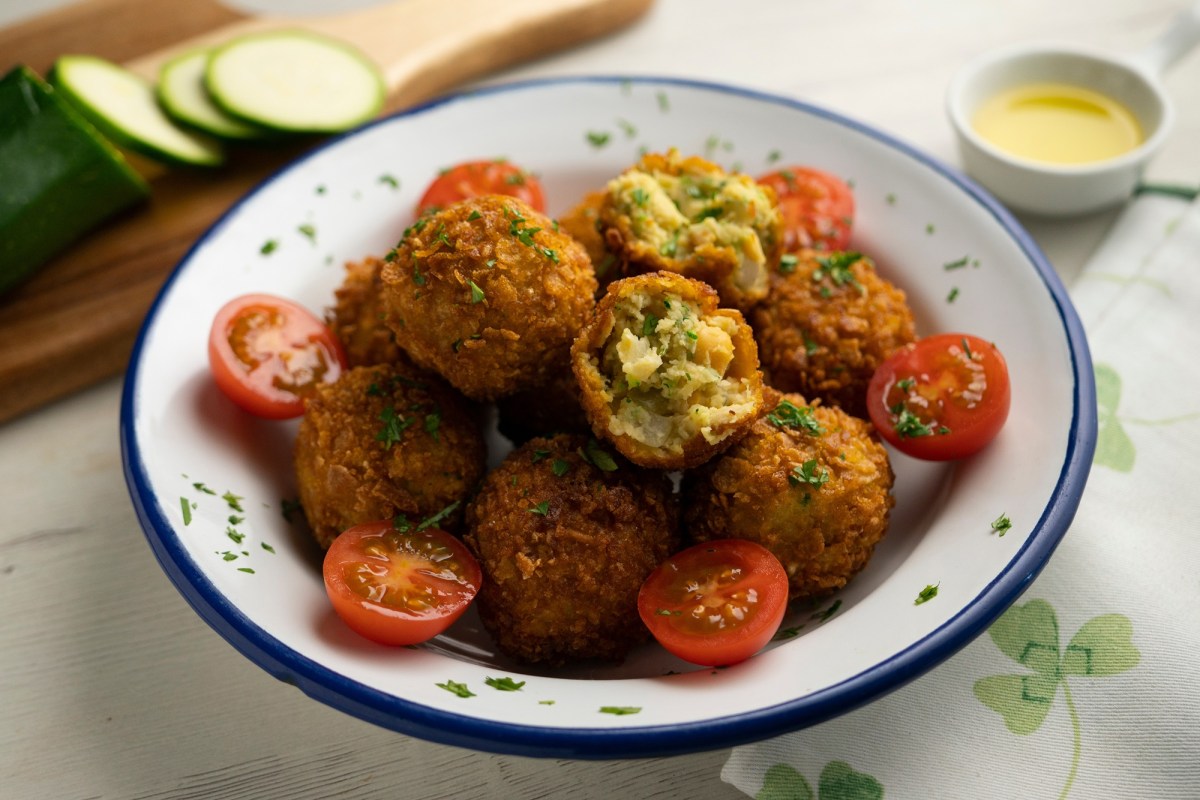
xmin=973 ymin=82 xmax=1143 ymax=164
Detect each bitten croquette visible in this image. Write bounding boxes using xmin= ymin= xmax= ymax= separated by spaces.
xmin=379 ymin=195 xmax=597 ymax=401
xmin=752 ymin=250 xmax=915 ymax=418
xmin=465 ymin=434 xmax=679 ymax=665
xmin=294 ymin=364 xmax=486 ymax=549
xmin=326 ymin=255 xmax=414 ymax=369
xmin=683 ymin=393 xmax=894 ymax=602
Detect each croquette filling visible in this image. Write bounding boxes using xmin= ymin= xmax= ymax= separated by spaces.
xmin=600 ymin=292 xmax=758 ymax=453
xmin=609 ymin=170 xmax=774 ymax=294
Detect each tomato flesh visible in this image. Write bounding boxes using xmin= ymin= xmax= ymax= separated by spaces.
xmin=417 ymin=159 xmax=546 ymax=216
xmin=758 ymin=166 xmax=854 ymax=252
xmin=638 ymin=539 xmax=789 ymax=667
xmin=208 ymin=293 xmax=346 ymax=419
xmin=867 ymin=333 xmax=1011 ymax=461
xmin=323 ymin=521 xmax=482 ymax=647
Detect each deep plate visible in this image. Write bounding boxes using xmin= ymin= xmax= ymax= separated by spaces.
xmin=121 ymin=76 xmax=1096 ymax=759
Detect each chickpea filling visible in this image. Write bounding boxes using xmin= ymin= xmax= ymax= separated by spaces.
xmin=608 ymin=169 xmax=775 ymax=294
xmin=599 ymin=292 xmax=758 ymax=453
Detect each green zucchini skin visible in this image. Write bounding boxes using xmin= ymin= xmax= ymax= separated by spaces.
xmin=0 ymin=65 xmax=149 ymax=296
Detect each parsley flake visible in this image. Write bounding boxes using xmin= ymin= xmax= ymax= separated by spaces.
xmin=766 ymin=400 xmax=824 ymax=435
xmin=376 ymin=405 xmax=415 ymax=448
xmin=812 ymin=252 xmax=865 ymax=291
xmin=947 ymin=287 xmax=960 ymax=303
xmin=600 ymin=706 xmax=641 ymax=716
xmin=468 ymin=280 xmax=486 ymax=304
xmin=261 ymin=542 xmax=276 ymax=554
xmin=424 ymin=408 xmax=442 ymax=440
xmin=890 ymin=404 xmax=938 ymax=439
xmin=531 ymin=449 xmax=551 ymax=463
xmin=586 ymin=130 xmax=611 ymax=148
xmin=642 ymin=313 xmax=660 ymax=336
xmin=297 ymin=223 xmax=317 ymax=244
xmin=539 ymin=699 xmax=556 ymax=706
xmin=260 ymin=239 xmax=278 ymax=255
xmin=789 ymin=459 xmax=830 ymax=489
xmin=416 ymin=501 xmax=461 ymax=532
xmin=437 ymin=680 xmax=475 ymax=698
xmin=222 ymin=492 xmax=244 ymax=513
xmin=485 ymin=676 xmax=526 ymax=692
xmin=551 ymin=459 xmax=570 ymax=477
xmin=992 ymin=513 xmax=1013 ymax=537
xmin=528 ymin=501 xmax=550 ymax=516
xmin=412 ymin=264 xmax=426 ymax=286
xmin=767 ymin=149 xmax=782 ymax=163
xmin=180 ymin=497 xmax=192 ymax=526
xmin=915 ymin=583 xmax=940 ymax=605
xmin=193 ymin=482 xmax=216 ymax=495
xmin=467 ymin=210 xmax=482 ymax=221
xmin=579 ymin=439 xmax=619 ymax=471
xmin=773 ymin=625 xmax=803 ymax=641
xmin=943 ymin=255 xmax=970 ymax=271
xmin=779 ymin=253 xmax=799 ymax=274
xmin=378 ymin=174 xmax=399 ymax=189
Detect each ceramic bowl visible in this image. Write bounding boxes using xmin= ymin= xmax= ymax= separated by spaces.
xmin=122 ymin=76 xmax=1096 ymax=759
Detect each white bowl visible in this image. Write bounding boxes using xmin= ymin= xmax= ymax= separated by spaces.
xmin=121 ymin=76 xmax=1096 ymax=758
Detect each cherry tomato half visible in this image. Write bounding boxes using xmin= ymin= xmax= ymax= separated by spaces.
xmin=866 ymin=333 xmax=1011 ymax=461
xmin=758 ymin=166 xmax=855 ymax=252
xmin=416 ymin=159 xmax=546 ymax=216
xmin=638 ymin=539 xmax=789 ymax=667
xmin=323 ymin=520 xmax=483 ymax=647
xmin=208 ymin=293 xmax=347 ymax=420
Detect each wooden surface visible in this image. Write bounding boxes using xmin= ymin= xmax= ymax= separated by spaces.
xmin=2 ymin=1 xmax=1199 ymax=798
xmin=0 ymin=0 xmax=652 ymax=424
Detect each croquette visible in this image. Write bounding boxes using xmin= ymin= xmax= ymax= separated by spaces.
xmin=572 ymin=271 xmax=764 ymax=469
xmin=464 ymin=434 xmax=679 ymax=665
xmin=683 ymin=393 xmax=894 ymax=601
xmin=326 ymin=255 xmax=414 ymax=369
xmin=294 ymin=364 xmax=486 ymax=549
xmin=379 ymin=195 xmax=597 ymax=401
xmin=752 ymin=250 xmax=915 ymax=418
xmin=599 ymin=149 xmax=783 ymax=310
xmin=557 ymin=189 xmax=620 ymax=292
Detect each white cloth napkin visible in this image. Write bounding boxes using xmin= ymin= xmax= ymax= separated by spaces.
xmin=722 ymin=190 xmax=1200 ymax=800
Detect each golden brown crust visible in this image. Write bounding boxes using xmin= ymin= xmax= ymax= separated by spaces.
xmin=327 ymin=255 xmax=414 ymax=369
xmin=683 ymin=394 xmax=894 ymax=601
xmin=752 ymin=250 xmax=916 ymax=418
xmin=557 ymin=190 xmax=620 ymax=294
xmin=598 ymin=150 xmax=782 ymax=311
xmin=464 ymin=434 xmax=679 ymax=665
xmin=293 ymin=364 xmax=486 ymax=549
xmin=379 ymin=195 xmax=597 ymax=401
xmin=571 ymin=271 xmax=763 ymax=470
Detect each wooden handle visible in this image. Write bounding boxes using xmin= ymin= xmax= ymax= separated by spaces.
xmin=126 ymin=0 xmax=655 ymax=106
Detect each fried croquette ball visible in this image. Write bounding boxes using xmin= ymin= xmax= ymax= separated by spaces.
xmin=379 ymin=195 xmax=597 ymax=401
xmin=752 ymin=250 xmax=915 ymax=418
xmin=326 ymin=255 xmax=414 ymax=368
xmin=599 ymin=149 xmax=783 ymax=310
xmin=464 ymin=434 xmax=679 ymax=665
xmin=294 ymin=364 xmax=486 ymax=549
xmin=557 ymin=189 xmax=620 ymax=292
xmin=684 ymin=393 xmax=894 ymax=601
xmin=571 ymin=271 xmax=764 ymax=470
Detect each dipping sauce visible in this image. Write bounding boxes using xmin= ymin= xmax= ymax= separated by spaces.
xmin=973 ymin=82 xmax=1143 ymax=164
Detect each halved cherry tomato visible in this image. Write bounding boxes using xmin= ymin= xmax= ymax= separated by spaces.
xmin=758 ymin=166 xmax=854 ymax=251
xmin=416 ymin=159 xmax=546 ymax=216
xmin=638 ymin=539 xmax=789 ymax=667
xmin=323 ymin=520 xmax=482 ymax=647
xmin=208 ymin=293 xmax=347 ymax=420
xmin=867 ymin=333 xmax=1011 ymax=461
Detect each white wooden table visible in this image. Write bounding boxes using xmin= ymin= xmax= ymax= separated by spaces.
xmin=2 ymin=1 xmax=1197 ymax=797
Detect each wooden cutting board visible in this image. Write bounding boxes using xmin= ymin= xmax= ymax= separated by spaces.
xmin=0 ymin=0 xmax=653 ymax=424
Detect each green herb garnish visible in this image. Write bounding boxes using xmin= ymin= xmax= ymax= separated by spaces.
xmin=485 ymin=676 xmax=526 ymax=692
xmin=642 ymin=313 xmax=660 ymax=336
xmin=180 ymin=497 xmax=192 ymax=526
xmin=551 ymin=459 xmax=570 ymax=477
xmin=943 ymin=255 xmax=970 ymax=271
xmin=531 ymin=449 xmax=551 ymax=462
xmin=297 ymin=223 xmax=317 ymax=244
xmin=579 ymin=439 xmax=619 ymax=472
xmin=467 ymin=210 xmax=482 ymax=221
xmin=890 ymin=404 xmax=937 ymax=439
xmin=789 ymin=459 xmax=830 ymax=489
xmin=586 ymin=130 xmax=611 ymax=148
xmin=766 ymin=400 xmax=823 ymax=435
xmin=992 ymin=513 xmax=1012 ymax=537
xmin=600 ymin=706 xmax=641 ymax=716
xmin=222 ymin=491 xmax=244 ymax=513
xmin=376 ymin=405 xmax=414 ymax=447
xmin=416 ymin=501 xmax=461 ymax=531
xmin=528 ymin=501 xmax=550 ymax=516
xmin=378 ymin=174 xmax=399 ymax=189
xmin=779 ymin=253 xmax=799 ymax=274
xmin=437 ymin=680 xmax=475 ymax=698
xmin=812 ymin=252 xmax=864 ymax=290
xmin=260 ymin=239 xmax=278 ymax=255
xmin=424 ymin=408 xmax=442 ymax=440
xmin=915 ymin=583 xmax=940 ymax=605
xmin=468 ymin=280 xmax=485 ymax=304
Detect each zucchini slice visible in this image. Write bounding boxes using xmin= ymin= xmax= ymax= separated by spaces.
xmin=0 ymin=65 xmax=149 ymax=294
xmin=51 ymin=54 xmax=224 ymax=167
xmin=158 ymin=49 xmax=270 ymax=141
xmin=206 ymin=30 xmax=385 ymax=134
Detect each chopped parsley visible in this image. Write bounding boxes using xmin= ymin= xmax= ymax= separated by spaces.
xmin=436 ymin=680 xmax=475 ymax=698
xmin=642 ymin=313 xmax=660 ymax=336
xmin=693 ymin=206 xmax=724 ymax=222
xmin=226 ymin=528 xmax=245 ymax=544
xmin=504 ymin=171 xmax=527 ymax=186
xmin=193 ymin=482 xmax=216 ymax=495
xmin=222 ymin=492 xmax=244 ymax=513
xmin=260 ymin=239 xmax=278 ymax=255
xmin=539 ymin=699 xmax=556 ymax=706
xmin=812 ymin=252 xmax=864 ymax=291
xmin=467 ymin=210 xmax=482 ymax=221
xmin=779 ymin=253 xmax=799 ymax=274
xmin=600 ymin=706 xmax=641 ymax=716
xmin=551 ymin=459 xmax=571 ymax=477
xmin=890 ymin=404 xmax=939 ymax=439
xmin=424 ymin=408 xmax=442 ymax=440
xmin=915 ymin=583 xmax=940 ymax=605
xmin=655 ymin=608 xmax=682 ymax=616
xmin=531 ymin=448 xmax=551 ymax=463
xmin=631 ymin=187 xmax=649 ymax=206
xmin=579 ymin=438 xmax=619 ymax=471
xmin=280 ymin=497 xmax=303 ymax=523
xmin=773 ymin=625 xmax=803 ymax=641
xmin=468 ymin=280 xmax=486 ymax=304
xmin=412 ymin=264 xmax=426 ymax=287
xmin=926 ymin=223 xmax=936 ymax=235
xmin=789 ymin=459 xmax=830 ymax=489
xmin=766 ymin=400 xmax=824 ymax=435
xmin=541 ymin=246 xmax=559 ymax=263
xmin=261 ymin=542 xmax=276 ymax=554
xmin=297 ymin=223 xmax=317 ymax=244
xmin=886 ymin=193 xmax=897 ymax=205
xmin=943 ymin=255 xmax=970 ymax=271
xmin=376 ymin=405 xmax=415 ymax=447
xmin=180 ymin=497 xmax=192 ymax=526
xmin=767 ymin=148 xmax=782 ymax=163
xmin=378 ymin=173 xmax=399 ymax=189
xmin=816 ymin=599 xmax=842 ymax=622
xmin=947 ymin=287 xmax=960 ymax=303
xmin=961 ymin=337 xmax=974 ymax=359
xmin=416 ymin=501 xmax=461 ymax=531
xmin=528 ymin=501 xmax=550 ymax=516
xmin=485 ymin=676 xmax=526 ymax=692
xmin=991 ymin=513 xmax=1012 ymax=537
xmin=586 ymin=130 xmax=611 ymax=148
xmin=237 ymin=567 xmax=255 ymax=574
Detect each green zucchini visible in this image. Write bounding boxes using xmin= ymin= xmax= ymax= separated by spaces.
xmin=206 ymin=30 xmax=385 ymax=134
xmin=158 ymin=48 xmax=270 ymax=141
xmin=51 ymin=54 xmax=224 ymax=167
xmin=0 ymin=65 xmax=149 ymax=295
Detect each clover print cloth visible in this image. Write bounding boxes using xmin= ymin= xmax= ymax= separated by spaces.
xmin=722 ymin=189 xmax=1200 ymax=800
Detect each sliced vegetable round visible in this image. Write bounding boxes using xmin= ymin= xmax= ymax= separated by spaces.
xmin=323 ymin=520 xmax=483 ymax=646
xmin=206 ymin=30 xmax=384 ymax=134
xmin=417 ymin=159 xmax=546 ymax=215
xmin=867 ymin=333 xmax=1011 ymax=461
xmin=50 ymin=54 xmax=224 ymax=167
xmin=758 ymin=166 xmax=854 ymax=252
xmin=208 ymin=293 xmax=347 ymax=419
xmin=158 ymin=49 xmax=270 ymax=140
xmin=637 ymin=539 xmax=789 ymax=667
